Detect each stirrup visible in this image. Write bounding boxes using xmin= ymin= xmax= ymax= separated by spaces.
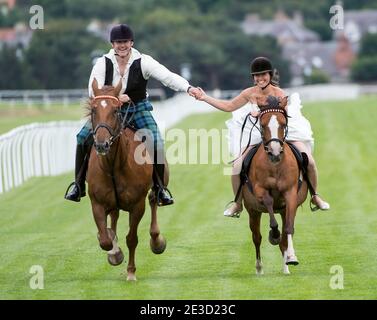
xmin=310 ymin=194 xmax=330 ymax=212
xmin=64 ymin=182 xmax=82 ymax=201
xmin=223 ymin=201 xmax=242 ymax=218
xmin=156 ymin=187 xmax=174 ymax=206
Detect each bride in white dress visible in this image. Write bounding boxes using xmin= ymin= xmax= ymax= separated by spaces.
xmin=194 ymin=57 xmax=330 ymax=217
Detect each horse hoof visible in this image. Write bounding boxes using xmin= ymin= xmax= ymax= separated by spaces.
xmin=285 ymin=255 xmax=299 ymax=266
xmin=127 ymin=273 xmax=137 ymax=281
xmin=107 ymin=248 xmax=124 ymax=266
xmin=150 ymin=236 xmax=167 ymax=254
xmin=255 ymin=268 xmax=264 ymax=275
xmin=268 ymin=229 xmax=281 ymax=245
xmin=283 ymin=269 xmax=291 ymax=275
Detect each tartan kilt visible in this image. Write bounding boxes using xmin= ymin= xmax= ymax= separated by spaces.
xmin=127 ymin=110 xmax=164 ymax=151
xmin=76 ymin=120 xmax=93 ymax=146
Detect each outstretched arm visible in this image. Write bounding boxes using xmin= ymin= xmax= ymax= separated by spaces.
xmin=194 ymin=87 xmax=250 ymax=112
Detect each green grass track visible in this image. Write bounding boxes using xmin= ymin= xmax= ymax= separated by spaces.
xmin=1 ymin=95 xmax=377 ymax=299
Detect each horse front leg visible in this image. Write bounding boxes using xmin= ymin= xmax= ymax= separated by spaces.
xmin=91 ymin=201 xmax=113 ymax=251
xmin=262 ymin=192 xmax=281 ymax=246
xmin=109 ymin=209 xmax=119 ymax=234
xmin=247 ymin=209 xmax=263 ymax=275
xmin=278 ymin=212 xmax=291 ymax=274
xmin=148 ymin=191 xmax=167 ymax=254
xmin=106 ymin=209 xmax=124 ymax=266
xmin=283 ymin=189 xmax=299 ymax=266
xmin=125 ymin=200 xmax=146 ymax=281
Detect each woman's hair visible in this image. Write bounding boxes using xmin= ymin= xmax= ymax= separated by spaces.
xmin=271 ymin=68 xmax=280 ymax=87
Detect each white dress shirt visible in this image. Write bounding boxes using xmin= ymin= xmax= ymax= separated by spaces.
xmin=88 ymin=48 xmax=190 ymax=97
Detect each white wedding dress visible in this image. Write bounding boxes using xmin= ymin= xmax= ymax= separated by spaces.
xmin=225 ymin=92 xmax=314 ymax=157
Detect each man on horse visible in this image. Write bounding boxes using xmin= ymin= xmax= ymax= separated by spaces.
xmin=193 ymin=56 xmax=330 ymax=217
xmin=65 ymin=24 xmax=198 ymax=206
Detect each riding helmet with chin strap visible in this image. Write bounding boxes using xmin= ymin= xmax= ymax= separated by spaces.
xmin=251 ymin=57 xmax=273 ymax=76
xmin=250 ymin=57 xmax=275 ymax=89
xmin=110 ymin=24 xmax=134 ymax=42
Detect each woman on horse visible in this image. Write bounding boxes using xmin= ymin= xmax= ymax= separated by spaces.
xmin=65 ymin=24 xmax=198 ymax=206
xmin=194 ymin=56 xmax=330 ymax=217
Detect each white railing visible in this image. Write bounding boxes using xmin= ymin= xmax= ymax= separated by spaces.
xmin=0 ymin=121 xmax=83 ymax=194
xmin=0 ymin=88 xmax=166 ymax=107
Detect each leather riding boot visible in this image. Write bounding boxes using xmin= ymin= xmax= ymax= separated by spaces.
xmin=64 ymin=144 xmax=90 ymax=202
xmin=153 ymin=163 xmax=174 ymax=206
xmin=310 ymin=194 xmax=330 ymax=212
xmin=223 ymin=173 xmax=243 ymax=218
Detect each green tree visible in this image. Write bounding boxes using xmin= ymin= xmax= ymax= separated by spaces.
xmin=0 ymin=45 xmax=26 ymax=89
xmin=359 ymin=33 xmax=377 ymax=56
xmin=304 ymin=68 xmax=330 ymax=85
xmin=23 ymin=20 xmax=102 ymax=89
xmin=351 ymin=32 xmax=377 ymax=82
xmin=135 ymin=9 xmax=290 ymax=91
xmin=351 ymin=57 xmax=377 ymax=82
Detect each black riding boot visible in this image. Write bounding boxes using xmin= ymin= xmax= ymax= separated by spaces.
xmin=64 ymin=144 xmax=90 ymax=202
xmin=153 ymin=163 xmax=174 ymax=206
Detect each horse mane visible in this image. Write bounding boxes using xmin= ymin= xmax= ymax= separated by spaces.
xmin=258 ymin=95 xmax=289 ymax=115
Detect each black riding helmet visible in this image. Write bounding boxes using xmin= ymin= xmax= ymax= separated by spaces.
xmin=110 ymin=24 xmax=134 ymax=42
xmin=250 ymin=57 xmax=273 ymax=76
xmin=251 ymin=57 xmax=276 ymax=89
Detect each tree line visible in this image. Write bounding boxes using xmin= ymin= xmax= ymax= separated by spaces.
xmin=1 ymin=0 xmax=376 ymax=90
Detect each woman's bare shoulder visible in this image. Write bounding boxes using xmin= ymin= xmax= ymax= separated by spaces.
xmin=240 ymin=87 xmax=255 ymax=96
xmin=272 ymin=86 xmax=286 ymax=97
xmin=244 ymin=87 xmax=260 ymax=103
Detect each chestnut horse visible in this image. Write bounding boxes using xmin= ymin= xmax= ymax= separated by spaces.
xmin=87 ymin=79 xmax=166 ymax=281
xmin=242 ymin=96 xmax=308 ymax=275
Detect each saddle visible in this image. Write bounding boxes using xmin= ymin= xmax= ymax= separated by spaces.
xmin=236 ymin=142 xmax=310 ymax=199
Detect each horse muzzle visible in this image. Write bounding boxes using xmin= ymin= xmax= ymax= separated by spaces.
xmin=264 ymin=138 xmax=284 ymax=163
xmin=268 ymin=152 xmax=282 ymax=163
xmin=94 ymin=141 xmax=111 ymax=155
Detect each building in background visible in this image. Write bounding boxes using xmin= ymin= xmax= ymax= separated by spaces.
xmin=241 ymin=10 xmax=320 ymax=45
xmin=0 ymin=1 xmax=32 ymax=52
xmin=0 ymin=23 xmax=32 ymax=51
xmin=241 ymin=8 xmax=377 ymax=85
xmin=0 ymin=0 xmax=16 ymax=13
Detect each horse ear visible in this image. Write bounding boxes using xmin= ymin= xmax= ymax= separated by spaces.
xmin=113 ymin=79 xmax=123 ymax=97
xmin=92 ymin=78 xmax=101 ymax=97
xmin=279 ymin=96 xmax=289 ymax=108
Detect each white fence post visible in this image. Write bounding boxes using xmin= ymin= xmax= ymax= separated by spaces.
xmin=0 ymin=121 xmax=83 ymax=194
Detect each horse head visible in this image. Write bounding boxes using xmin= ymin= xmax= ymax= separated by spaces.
xmin=257 ymin=95 xmax=289 ymax=163
xmin=90 ymin=78 xmax=123 ymax=155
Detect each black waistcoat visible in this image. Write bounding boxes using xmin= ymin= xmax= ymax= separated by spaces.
xmin=105 ymin=56 xmax=148 ymax=103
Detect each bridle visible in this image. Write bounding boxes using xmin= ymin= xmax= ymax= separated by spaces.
xmin=91 ymin=95 xmax=123 ymax=147
xmin=259 ymin=108 xmax=289 ymax=153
